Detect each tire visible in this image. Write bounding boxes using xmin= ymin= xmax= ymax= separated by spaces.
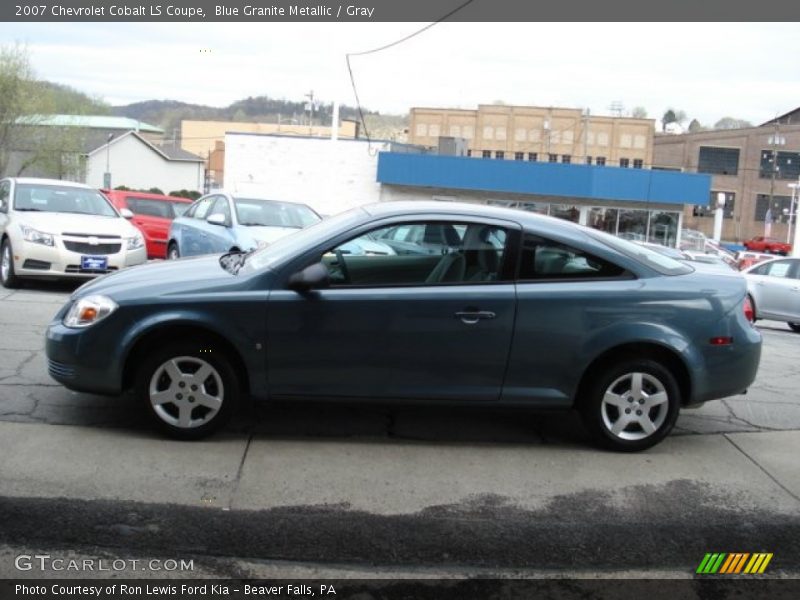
xmin=135 ymin=341 xmax=239 ymax=439
xmin=788 ymin=323 xmax=800 ymax=333
xmin=0 ymin=238 xmax=21 ymax=289
xmin=580 ymin=357 xmax=681 ymax=452
xmin=167 ymin=242 xmax=180 ymax=260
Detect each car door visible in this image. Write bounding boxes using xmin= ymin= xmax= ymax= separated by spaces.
xmin=205 ymin=195 xmax=235 ymax=253
xmin=181 ymin=195 xmax=215 ymax=256
xmin=749 ymin=259 xmax=800 ymax=320
xmin=265 ymin=218 xmax=519 ymax=402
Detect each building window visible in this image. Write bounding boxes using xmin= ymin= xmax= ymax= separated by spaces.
xmin=633 ymin=159 xmax=643 ymax=169
xmin=586 ymin=156 xmax=593 ymax=165
xmin=528 ymin=152 xmax=538 ymax=162
xmin=482 ymin=126 xmax=494 ymax=140
xmin=482 ymin=150 xmax=491 ymax=159
xmin=589 ymin=207 xmax=618 ymax=235
xmin=620 ymin=158 xmax=630 ymax=168
xmin=759 ymin=150 xmax=800 ymax=180
xmin=596 ymin=156 xmax=606 ymax=166
xmin=548 ymin=153 xmax=558 ymax=163
xmin=561 ymin=154 xmax=571 ymax=164
xmin=698 ymin=146 xmax=740 ymax=176
xmin=550 ymin=205 xmax=580 ymax=223
xmin=693 ymin=191 xmax=736 ymax=219
xmin=466 ymin=150 xmax=472 ymax=157
xmin=415 ymin=123 xmax=428 ymax=137
xmin=514 ymin=152 xmax=524 ymax=161
xmin=648 ymin=211 xmax=680 ymax=246
xmin=495 ymin=151 xmax=505 ymax=160
xmin=754 ymin=193 xmax=793 ymax=222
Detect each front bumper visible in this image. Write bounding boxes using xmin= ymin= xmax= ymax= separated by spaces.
xmin=45 ymin=317 xmax=124 ymax=395
xmin=13 ymin=238 xmax=147 ymax=279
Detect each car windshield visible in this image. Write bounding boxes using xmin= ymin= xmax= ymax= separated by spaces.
xmin=14 ymin=183 xmax=119 ymax=217
xmin=243 ymin=207 xmax=366 ymax=272
xmin=233 ymin=197 xmax=320 ymax=228
xmin=588 ymin=229 xmax=694 ymax=276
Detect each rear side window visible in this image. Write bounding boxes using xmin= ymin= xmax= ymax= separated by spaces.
xmin=126 ymin=197 xmax=173 ymax=218
xmin=519 ymin=234 xmax=627 ymax=280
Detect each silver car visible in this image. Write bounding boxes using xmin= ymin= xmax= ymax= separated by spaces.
xmin=743 ymin=257 xmax=800 ymax=332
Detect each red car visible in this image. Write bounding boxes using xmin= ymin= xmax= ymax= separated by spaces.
xmin=103 ymin=190 xmax=194 ymax=259
xmin=743 ymin=236 xmax=792 ymax=255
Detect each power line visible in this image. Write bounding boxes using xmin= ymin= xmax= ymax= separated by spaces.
xmin=345 ymin=0 xmax=476 ymax=147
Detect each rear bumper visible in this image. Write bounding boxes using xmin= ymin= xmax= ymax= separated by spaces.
xmin=689 ymin=326 xmax=762 ymax=405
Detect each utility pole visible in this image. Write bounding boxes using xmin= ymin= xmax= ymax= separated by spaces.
xmin=304 ymin=90 xmax=315 ymax=134
xmin=768 ymin=121 xmax=786 ymax=229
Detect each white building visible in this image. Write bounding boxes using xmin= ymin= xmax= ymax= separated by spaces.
xmin=223 ymin=132 xmax=415 ymax=216
xmin=85 ymin=131 xmax=205 ymax=193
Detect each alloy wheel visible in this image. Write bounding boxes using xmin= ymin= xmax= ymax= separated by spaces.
xmin=148 ymin=356 xmax=224 ymax=429
xmin=600 ymin=371 xmax=669 ymax=441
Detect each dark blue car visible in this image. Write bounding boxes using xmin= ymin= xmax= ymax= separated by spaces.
xmin=45 ymin=202 xmax=762 ymax=451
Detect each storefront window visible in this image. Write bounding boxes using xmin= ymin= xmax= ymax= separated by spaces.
xmin=617 ymin=209 xmax=649 ymax=242
xmin=588 ymin=207 xmax=619 ymax=235
xmin=550 ymin=205 xmax=580 ymax=223
xmin=648 ymin=211 xmax=680 ymax=247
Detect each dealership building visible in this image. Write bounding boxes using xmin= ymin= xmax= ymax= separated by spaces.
xmin=224 ymin=132 xmax=711 ymax=246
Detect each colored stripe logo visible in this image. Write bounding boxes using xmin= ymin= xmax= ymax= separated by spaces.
xmin=696 ymin=553 xmax=773 ymax=574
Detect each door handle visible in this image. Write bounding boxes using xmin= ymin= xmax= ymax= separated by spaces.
xmin=455 ymin=310 xmax=496 ymax=324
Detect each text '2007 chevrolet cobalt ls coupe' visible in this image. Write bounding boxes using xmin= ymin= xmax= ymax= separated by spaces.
xmin=45 ymin=202 xmax=762 ymax=451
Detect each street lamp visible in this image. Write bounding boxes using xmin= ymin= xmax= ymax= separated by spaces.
xmin=104 ymin=133 xmax=114 ymax=189
xmin=788 ymin=179 xmax=800 ymax=252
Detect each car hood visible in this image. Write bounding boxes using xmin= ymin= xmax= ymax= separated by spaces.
xmin=245 ymin=225 xmax=301 ymax=245
xmin=16 ymin=212 xmax=137 ymax=236
xmin=72 ymin=256 xmax=245 ymax=301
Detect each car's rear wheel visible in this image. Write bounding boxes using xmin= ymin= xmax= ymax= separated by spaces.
xmin=1 ymin=239 xmax=21 ymax=289
xmin=135 ymin=342 xmax=238 ymax=439
xmin=581 ymin=357 xmax=681 ymax=452
xmin=167 ymin=242 xmax=180 ymax=260
xmin=788 ymin=323 xmax=800 ymax=333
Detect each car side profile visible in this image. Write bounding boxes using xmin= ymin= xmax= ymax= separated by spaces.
xmin=743 ymin=236 xmax=792 ymax=256
xmin=742 ymin=257 xmax=800 ymax=331
xmin=1 ymin=177 xmax=147 ymax=288
xmin=103 ymin=189 xmax=193 ymax=259
xmin=45 ymin=202 xmax=762 ymax=451
xmin=166 ymin=192 xmax=320 ymax=259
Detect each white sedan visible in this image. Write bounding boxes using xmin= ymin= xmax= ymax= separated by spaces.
xmin=0 ymin=177 xmax=146 ymax=288
xmin=742 ymin=257 xmax=800 ymax=331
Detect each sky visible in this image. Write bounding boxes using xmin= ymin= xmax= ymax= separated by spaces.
xmin=1 ymin=22 xmax=798 ymax=126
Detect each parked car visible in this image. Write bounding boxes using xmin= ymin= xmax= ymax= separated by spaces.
xmin=167 ymin=192 xmax=321 ymax=259
xmin=0 ymin=177 xmax=146 ymax=288
xmin=103 ymin=189 xmax=193 ymax=259
xmin=45 ymin=202 xmax=762 ymax=451
xmin=679 ymin=229 xmax=707 ymax=252
xmin=736 ymin=250 xmax=774 ymax=271
xmin=743 ymin=236 xmax=792 ymax=255
xmin=742 ymin=257 xmax=800 ymax=331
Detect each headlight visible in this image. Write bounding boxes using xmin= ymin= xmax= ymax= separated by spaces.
xmin=126 ymin=234 xmax=144 ymax=251
xmin=20 ymin=225 xmax=54 ymax=246
xmin=63 ymin=295 xmax=118 ymax=328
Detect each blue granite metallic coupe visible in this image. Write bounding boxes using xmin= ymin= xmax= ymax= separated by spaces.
xmin=46 ymin=202 xmax=762 ymax=451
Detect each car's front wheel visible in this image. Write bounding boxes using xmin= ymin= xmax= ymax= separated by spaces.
xmin=0 ymin=238 xmax=21 ymax=289
xmin=167 ymin=242 xmax=180 ymax=260
xmin=788 ymin=323 xmax=800 ymax=333
xmin=581 ymin=358 xmax=681 ymax=452
xmin=135 ymin=342 xmax=239 ymax=439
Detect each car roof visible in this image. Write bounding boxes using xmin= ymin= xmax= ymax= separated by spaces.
xmin=102 ymin=189 xmax=193 ymax=202
xmin=7 ymin=177 xmax=94 ymax=189
xmin=360 ymin=201 xmax=583 ymax=236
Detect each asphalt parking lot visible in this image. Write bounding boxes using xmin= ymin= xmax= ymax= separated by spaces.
xmin=1 ymin=281 xmax=799 ymax=579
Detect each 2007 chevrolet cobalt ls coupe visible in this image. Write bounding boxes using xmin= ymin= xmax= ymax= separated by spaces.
xmin=46 ymin=202 xmax=762 ymax=451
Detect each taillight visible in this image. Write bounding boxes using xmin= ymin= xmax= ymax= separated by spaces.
xmin=743 ymin=296 xmax=754 ymax=323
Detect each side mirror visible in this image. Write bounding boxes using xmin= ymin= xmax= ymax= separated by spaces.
xmin=119 ymin=208 xmax=134 ymax=219
xmin=288 ymin=262 xmax=330 ymax=291
xmin=207 ymin=213 xmax=227 ymax=226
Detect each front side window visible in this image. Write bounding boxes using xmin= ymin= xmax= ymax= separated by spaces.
xmin=210 ymin=196 xmax=231 ymax=223
xmin=191 ymin=196 xmax=215 ymax=220
xmin=324 ymin=222 xmax=508 ymax=287
xmin=13 ymin=184 xmax=117 ymax=217
xmin=519 ymin=234 xmax=627 ymax=280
